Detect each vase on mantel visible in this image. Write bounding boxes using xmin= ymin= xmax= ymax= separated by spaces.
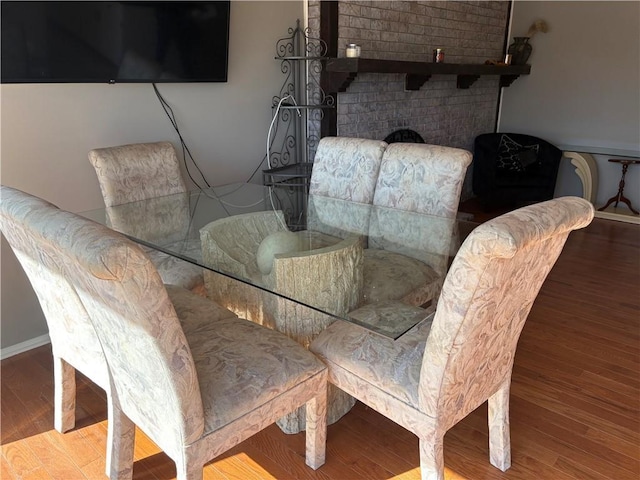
xmin=508 ymin=37 xmax=532 ymax=65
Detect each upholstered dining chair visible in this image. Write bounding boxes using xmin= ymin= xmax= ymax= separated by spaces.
xmin=307 ymin=136 xmax=387 ymax=238
xmin=26 ymin=192 xmax=328 ymax=480
xmin=361 ymin=143 xmax=473 ymax=307
xmin=88 ymin=141 xmax=205 ymax=295
xmin=0 ymin=186 xmax=109 ymax=434
xmin=309 ymin=136 xmax=387 ymax=203
xmin=311 ymin=196 xmax=594 ymax=480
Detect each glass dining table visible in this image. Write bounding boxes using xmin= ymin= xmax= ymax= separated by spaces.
xmin=80 ymin=182 xmax=477 ymax=341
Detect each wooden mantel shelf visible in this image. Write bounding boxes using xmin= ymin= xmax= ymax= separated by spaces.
xmin=323 ymin=58 xmax=531 ymax=91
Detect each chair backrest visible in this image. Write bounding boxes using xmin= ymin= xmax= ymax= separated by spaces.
xmin=306 ymin=194 xmax=373 ymax=241
xmin=105 ymin=191 xmax=193 ymax=246
xmin=89 ymin=141 xmax=187 ymax=207
xmin=372 ymin=143 xmax=472 ymax=217
xmin=0 ymin=186 xmax=108 ymax=389
xmin=1 ymin=187 xmax=205 ymax=453
xmin=419 ymin=197 xmax=594 ymax=429
xmin=309 ymin=137 xmax=387 ymax=203
xmin=367 ymin=206 xmax=457 ymax=273
xmin=368 ymin=143 xmax=471 ymax=266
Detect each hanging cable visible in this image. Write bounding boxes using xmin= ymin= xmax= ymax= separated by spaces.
xmin=153 ymin=83 xmax=211 ymax=189
xmin=151 ymin=84 xmax=297 ymax=214
xmin=266 ymin=94 xmax=301 ymax=169
xmin=265 ymin=94 xmax=301 ymax=230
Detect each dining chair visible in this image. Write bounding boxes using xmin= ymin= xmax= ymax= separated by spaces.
xmin=88 ymin=141 xmax=205 ymax=295
xmin=31 ymin=195 xmax=327 ymax=480
xmin=309 ymin=136 xmax=387 ymax=203
xmin=0 ymin=186 xmax=253 ymax=476
xmin=361 ymin=143 xmax=473 ymax=306
xmin=311 ymin=196 xmax=594 ymax=480
xmin=0 ymin=186 xmax=109 ymax=434
xmin=307 ymin=136 xmax=387 ymax=238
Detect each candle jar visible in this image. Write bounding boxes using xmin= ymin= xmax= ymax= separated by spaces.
xmin=346 ymin=43 xmax=360 ymax=58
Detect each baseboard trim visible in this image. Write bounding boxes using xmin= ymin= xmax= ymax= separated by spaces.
xmin=1 ymin=334 xmax=51 ymax=360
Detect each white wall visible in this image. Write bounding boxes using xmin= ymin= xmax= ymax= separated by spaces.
xmin=499 ymin=1 xmax=640 ymax=207
xmin=0 ymin=1 xmax=304 ymax=352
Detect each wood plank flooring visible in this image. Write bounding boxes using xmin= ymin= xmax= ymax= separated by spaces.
xmin=2 ymin=217 xmax=639 ymax=479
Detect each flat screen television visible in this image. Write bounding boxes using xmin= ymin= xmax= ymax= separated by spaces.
xmin=1 ymin=1 xmax=230 ymax=83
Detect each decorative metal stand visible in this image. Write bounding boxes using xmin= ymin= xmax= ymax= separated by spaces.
xmin=263 ymin=19 xmax=334 ymax=228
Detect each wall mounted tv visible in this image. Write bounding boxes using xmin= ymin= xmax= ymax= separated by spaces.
xmin=1 ymin=1 xmax=230 ymax=84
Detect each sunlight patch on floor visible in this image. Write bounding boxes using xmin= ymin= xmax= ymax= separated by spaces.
xmin=208 ymin=451 xmax=280 ymax=480
xmin=387 ymin=466 xmax=471 ymax=480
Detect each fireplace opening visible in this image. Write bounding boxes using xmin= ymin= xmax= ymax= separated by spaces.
xmin=384 ymin=129 xmax=425 ymax=144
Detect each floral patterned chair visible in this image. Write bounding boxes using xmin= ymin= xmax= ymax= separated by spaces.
xmin=361 ymin=143 xmax=473 ymax=307
xmin=309 ymin=136 xmax=387 ymax=203
xmin=311 ymin=196 xmax=594 ymax=480
xmin=3 ymin=186 xmax=328 ymax=480
xmin=307 ymin=136 xmax=387 ymax=238
xmin=0 ymin=186 xmax=109 ymax=434
xmin=89 ymin=141 xmax=205 ymax=295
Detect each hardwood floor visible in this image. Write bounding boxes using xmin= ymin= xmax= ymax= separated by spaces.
xmin=2 ymin=218 xmax=639 ymax=480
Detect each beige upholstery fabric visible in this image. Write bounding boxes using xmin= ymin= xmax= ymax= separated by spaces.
xmin=88 ymin=141 xmax=187 ymax=207
xmin=361 ymin=143 xmax=472 ymax=307
xmin=306 ymin=194 xmax=372 ymax=241
xmin=309 ymin=136 xmax=387 ymax=203
xmin=311 ymin=197 xmax=594 ymax=480
xmin=88 ymin=141 xmax=205 ymax=295
xmin=4 ymin=186 xmax=328 ymax=480
xmin=308 ymin=136 xmax=386 ymax=242
xmin=104 ymin=192 xmax=205 ymax=294
xmin=0 ymin=186 xmax=109 ymax=434
xmin=372 ymin=143 xmax=473 ymax=216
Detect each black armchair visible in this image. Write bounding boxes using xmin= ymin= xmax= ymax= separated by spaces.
xmin=472 ymin=133 xmax=562 ymax=210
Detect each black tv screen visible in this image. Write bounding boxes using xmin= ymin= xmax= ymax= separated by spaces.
xmin=1 ymin=1 xmax=230 ymax=83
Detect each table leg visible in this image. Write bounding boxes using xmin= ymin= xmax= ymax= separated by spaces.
xmin=598 ymin=163 xmax=639 ymax=215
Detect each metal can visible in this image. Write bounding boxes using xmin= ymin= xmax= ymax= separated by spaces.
xmin=433 ymin=48 xmax=444 ymax=63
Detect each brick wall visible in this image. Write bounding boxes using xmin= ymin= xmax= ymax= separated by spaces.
xmin=307 ymin=0 xmax=510 ymax=198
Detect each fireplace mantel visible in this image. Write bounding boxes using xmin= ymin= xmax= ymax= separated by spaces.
xmin=323 ymin=58 xmax=531 ymax=91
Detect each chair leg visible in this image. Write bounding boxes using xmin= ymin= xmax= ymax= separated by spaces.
xmin=419 ymin=435 xmax=445 ymax=480
xmin=53 ymin=356 xmax=75 ymax=433
xmin=106 ymin=397 xmax=135 ymax=480
xmin=488 ymin=379 xmax=512 ymax=471
xmin=176 ymin=458 xmax=203 ymax=480
xmin=304 ymin=385 xmax=328 ymax=470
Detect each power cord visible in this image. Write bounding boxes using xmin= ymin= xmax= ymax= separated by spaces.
xmin=151 ymin=84 xmax=299 ymax=218
xmin=266 ymin=94 xmax=301 ymax=169
xmin=152 ymin=83 xmax=211 ymax=190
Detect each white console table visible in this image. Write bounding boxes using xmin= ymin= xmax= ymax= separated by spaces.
xmin=560 ymin=146 xmax=640 ymax=225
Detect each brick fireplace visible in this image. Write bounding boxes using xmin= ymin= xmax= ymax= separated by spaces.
xmin=307 ymin=0 xmax=511 ymax=198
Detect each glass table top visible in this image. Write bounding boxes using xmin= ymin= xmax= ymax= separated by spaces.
xmin=80 ymin=182 xmax=477 ymax=339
